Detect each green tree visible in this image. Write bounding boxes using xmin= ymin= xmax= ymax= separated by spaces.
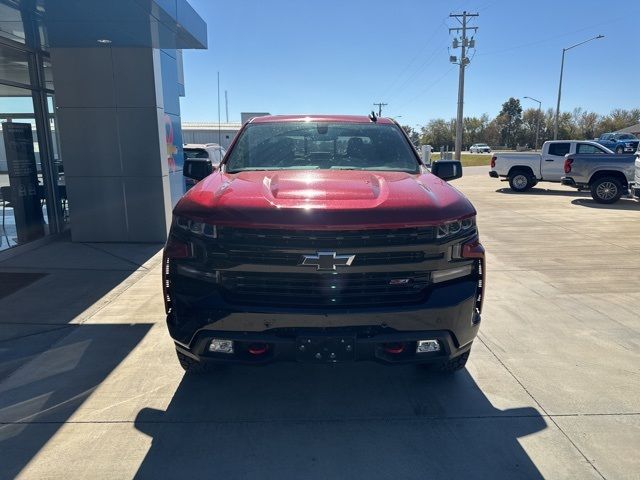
xmin=576 ymin=110 xmax=600 ymax=140
xmin=419 ymin=118 xmax=455 ymax=150
xmin=519 ymin=108 xmax=544 ymax=148
xmin=463 ymin=114 xmax=490 ymax=147
xmin=497 ymin=98 xmax=523 ymax=148
xmin=596 ymin=109 xmax=640 ymax=135
xmin=401 ymin=125 xmax=420 ymax=146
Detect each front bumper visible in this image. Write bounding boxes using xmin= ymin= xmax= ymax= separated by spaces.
xmin=176 ymin=328 xmax=472 ymax=366
xmin=168 ymin=279 xmax=481 ymax=365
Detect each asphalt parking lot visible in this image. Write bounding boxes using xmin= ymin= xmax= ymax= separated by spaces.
xmin=0 ymin=171 xmax=639 ymax=479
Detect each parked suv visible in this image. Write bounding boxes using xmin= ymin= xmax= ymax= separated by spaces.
xmin=183 ymin=143 xmax=226 ymax=189
xmin=164 ymin=115 xmax=485 ymax=373
xmin=596 ymin=133 xmax=639 ymax=154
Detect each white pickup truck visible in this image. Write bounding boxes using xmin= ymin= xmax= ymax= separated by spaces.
xmin=489 ymin=140 xmax=613 ymax=192
xmin=632 ymin=147 xmax=640 ymax=200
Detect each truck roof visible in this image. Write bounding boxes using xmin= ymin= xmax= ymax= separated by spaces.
xmin=249 ymin=114 xmax=395 ymax=125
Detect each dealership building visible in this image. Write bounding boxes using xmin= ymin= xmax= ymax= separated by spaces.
xmin=0 ymin=0 xmax=207 ymax=252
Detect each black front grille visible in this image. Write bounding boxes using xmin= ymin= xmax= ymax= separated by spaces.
xmin=207 ymin=249 xmax=442 ymax=267
xmin=219 ymin=271 xmax=430 ymax=307
xmin=216 ymin=226 xmax=437 ymax=248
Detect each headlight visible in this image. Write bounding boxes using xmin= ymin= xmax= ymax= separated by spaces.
xmin=437 ymin=216 xmax=476 ymax=239
xmin=174 ymin=216 xmax=217 ymax=238
xmin=625 ymin=143 xmax=632 ymax=147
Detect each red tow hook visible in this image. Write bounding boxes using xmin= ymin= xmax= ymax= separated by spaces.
xmin=383 ymin=343 xmax=405 ymax=354
xmin=248 ymin=343 xmax=269 ymax=355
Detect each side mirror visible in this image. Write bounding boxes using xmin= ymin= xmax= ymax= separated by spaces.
xmin=431 ymin=160 xmax=463 ymax=181
xmin=183 ymin=158 xmax=213 ymax=182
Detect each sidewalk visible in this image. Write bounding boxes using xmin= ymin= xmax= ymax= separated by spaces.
xmin=0 ymin=239 xmax=166 ymax=479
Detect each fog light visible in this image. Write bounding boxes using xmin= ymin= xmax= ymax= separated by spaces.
xmin=416 ymin=340 xmax=440 ymax=353
xmin=209 ymin=339 xmax=234 ymax=354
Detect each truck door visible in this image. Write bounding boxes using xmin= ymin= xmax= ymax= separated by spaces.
xmin=598 ymin=134 xmax=614 ymax=150
xmin=542 ymin=142 xmax=571 ymax=180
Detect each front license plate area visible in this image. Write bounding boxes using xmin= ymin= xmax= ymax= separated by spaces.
xmin=296 ymin=336 xmax=355 ymax=363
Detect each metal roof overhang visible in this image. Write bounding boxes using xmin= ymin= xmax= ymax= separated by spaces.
xmin=3 ymin=0 xmax=207 ymax=49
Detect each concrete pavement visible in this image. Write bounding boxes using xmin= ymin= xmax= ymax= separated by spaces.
xmin=0 ymin=173 xmax=639 ymax=479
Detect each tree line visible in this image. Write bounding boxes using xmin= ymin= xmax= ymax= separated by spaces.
xmin=402 ymin=98 xmax=640 ymax=150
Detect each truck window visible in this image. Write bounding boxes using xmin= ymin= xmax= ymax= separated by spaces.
xmin=617 ymin=134 xmax=636 ymax=140
xmin=184 ymin=148 xmax=209 ymax=159
xmin=577 ymin=143 xmax=607 ymax=154
xmin=225 ymin=122 xmax=420 ymax=173
xmin=548 ymin=143 xmax=571 ymax=156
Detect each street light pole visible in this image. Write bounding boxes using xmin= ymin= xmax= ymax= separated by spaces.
xmin=524 ymin=96 xmax=542 ymax=150
xmin=553 ymin=34 xmax=604 ymax=140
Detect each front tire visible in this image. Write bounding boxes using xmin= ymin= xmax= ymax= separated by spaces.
xmin=590 ymin=177 xmax=622 ymax=204
xmin=615 ymin=146 xmax=624 ymax=154
xmin=508 ymin=170 xmax=533 ymax=192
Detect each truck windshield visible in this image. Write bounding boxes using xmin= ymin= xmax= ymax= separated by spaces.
xmin=225 ymin=122 xmax=420 ymax=173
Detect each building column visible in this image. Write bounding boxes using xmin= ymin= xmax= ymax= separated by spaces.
xmin=50 ymin=46 xmax=183 ymax=242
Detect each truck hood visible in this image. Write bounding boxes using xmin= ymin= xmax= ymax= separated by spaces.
xmin=175 ymin=170 xmax=475 ymax=229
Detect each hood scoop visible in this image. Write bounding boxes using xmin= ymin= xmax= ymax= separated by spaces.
xmin=266 ymin=172 xmax=382 ymax=201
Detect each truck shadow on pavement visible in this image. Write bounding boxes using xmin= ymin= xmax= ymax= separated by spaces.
xmin=0 ymin=323 xmax=152 ymax=480
xmin=134 ymin=363 xmax=547 ymax=479
xmin=0 ymin=240 xmax=161 ymax=479
xmin=571 ymin=198 xmax=640 ymax=210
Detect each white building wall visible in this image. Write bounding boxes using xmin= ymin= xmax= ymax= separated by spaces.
xmin=181 ymin=124 xmax=242 ymax=149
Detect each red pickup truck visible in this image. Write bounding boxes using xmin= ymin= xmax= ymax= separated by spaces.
xmin=163 ymin=115 xmax=485 ymax=373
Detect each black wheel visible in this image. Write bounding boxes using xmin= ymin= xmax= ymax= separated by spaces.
xmin=590 ymin=176 xmax=622 ymax=204
xmin=176 ymin=349 xmax=209 ymax=374
xmin=615 ymin=146 xmax=624 ymax=154
xmin=420 ymin=351 xmax=470 ymax=373
xmin=508 ymin=170 xmax=533 ymax=192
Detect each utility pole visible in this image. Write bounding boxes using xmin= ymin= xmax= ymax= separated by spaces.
xmin=373 ymin=102 xmax=388 ymax=117
xmin=449 ymin=11 xmax=478 ymax=161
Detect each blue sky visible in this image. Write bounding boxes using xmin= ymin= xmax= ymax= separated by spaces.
xmin=181 ymin=0 xmax=639 ymax=127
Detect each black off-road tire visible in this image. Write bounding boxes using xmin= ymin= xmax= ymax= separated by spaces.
xmin=508 ymin=170 xmax=533 ymax=192
xmin=590 ymin=176 xmax=623 ymax=204
xmin=615 ymin=146 xmax=624 ymax=154
xmin=420 ymin=351 xmax=470 ymax=374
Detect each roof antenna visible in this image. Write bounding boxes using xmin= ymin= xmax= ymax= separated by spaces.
xmin=369 ymin=111 xmax=378 ymax=123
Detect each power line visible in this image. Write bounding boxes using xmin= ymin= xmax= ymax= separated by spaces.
xmin=395 ymin=65 xmax=456 ymax=111
xmin=449 ymin=11 xmax=478 ymax=161
xmin=378 ymin=18 xmax=448 ymax=100
xmin=373 ymin=102 xmax=388 ymax=117
xmin=387 ymin=39 xmax=450 ymax=104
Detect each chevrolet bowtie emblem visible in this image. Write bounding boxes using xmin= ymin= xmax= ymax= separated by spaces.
xmin=300 ymin=251 xmax=356 ymax=271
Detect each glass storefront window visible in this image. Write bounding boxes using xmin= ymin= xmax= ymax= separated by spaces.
xmin=1 ymin=77 xmax=62 ymax=251
xmin=0 ymin=2 xmax=26 ymax=45
xmin=0 ymin=42 xmax=31 ymax=85
xmin=42 ymin=57 xmax=53 ymax=90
